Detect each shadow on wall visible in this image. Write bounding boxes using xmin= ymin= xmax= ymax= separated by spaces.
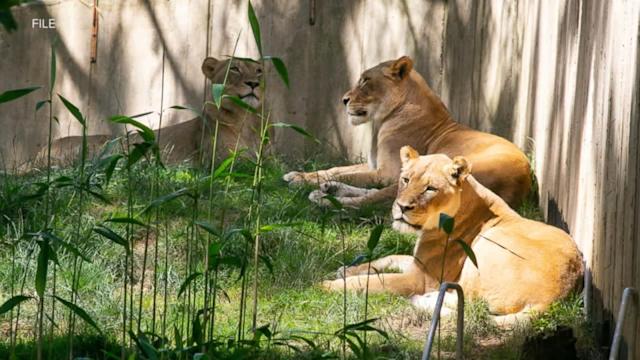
xmin=256 ymin=0 xmax=361 ymax=162
xmin=1 ymin=1 xmax=212 ymax=168
xmin=257 ymin=0 xmax=447 ymax=163
xmin=443 ymin=0 xmax=640 ymax=355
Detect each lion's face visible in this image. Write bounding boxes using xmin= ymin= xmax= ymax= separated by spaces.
xmin=392 ymin=147 xmax=471 ymax=233
xmin=342 ymin=56 xmax=414 ymax=126
xmin=202 ymin=57 xmax=263 ymax=110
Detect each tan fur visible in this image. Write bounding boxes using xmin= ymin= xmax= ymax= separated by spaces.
xmin=284 ymin=56 xmax=531 ymax=209
xmin=323 ymin=148 xmax=583 ymax=316
xmin=23 ymin=57 xmax=264 ymax=170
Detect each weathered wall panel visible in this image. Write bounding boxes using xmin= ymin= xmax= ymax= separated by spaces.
xmin=441 ymin=0 xmax=640 ymax=356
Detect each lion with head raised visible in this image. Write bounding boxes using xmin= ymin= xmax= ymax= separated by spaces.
xmin=284 ymin=56 xmax=531 ymax=209
xmin=25 ymin=57 xmax=264 ymax=170
xmin=323 ymin=147 xmax=583 ymax=320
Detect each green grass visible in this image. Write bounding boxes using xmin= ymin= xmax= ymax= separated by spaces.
xmin=0 ymin=156 xmax=596 ymax=359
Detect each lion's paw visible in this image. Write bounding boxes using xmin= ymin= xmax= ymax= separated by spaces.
xmin=283 ymin=171 xmax=305 ymax=184
xmin=319 ymin=181 xmax=341 ymax=195
xmin=410 ymin=293 xmax=453 ymax=316
xmin=321 ymin=279 xmax=341 ymax=291
xmin=308 ymin=190 xmax=330 ymax=206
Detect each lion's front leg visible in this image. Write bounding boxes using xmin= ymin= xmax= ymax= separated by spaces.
xmin=329 ymin=170 xmax=387 ymax=188
xmin=337 ymin=255 xmax=416 ymax=278
xmin=322 ymin=272 xmax=425 ymax=297
xmin=283 ymin=163 xmax=369 ymax=185
xmin=308 ymin=181 xmax=378 ymax=207
xmin=309 ymin=183 xmax=398 ymax=208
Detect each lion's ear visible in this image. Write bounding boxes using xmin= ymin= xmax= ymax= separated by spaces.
xmin=390 ymin=56 xmax=413 ymax=80
xmin=202 ymin=57 xmax=219 ymax=79
xmin=446 ymin=156 xmax=471 ymax=185
xmin=400 ymin=146 xmax=419 ymax=165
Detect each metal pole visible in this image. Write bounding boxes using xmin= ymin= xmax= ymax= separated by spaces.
xmin=609 ymin=287 xmax=637 ymax=360
xmin=422 ymin=282 xmax=464 ymax=360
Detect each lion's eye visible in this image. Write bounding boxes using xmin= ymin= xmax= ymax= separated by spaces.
xmin=424 ymin=186 xmax=438 ymax=193
xmin=360 ymin=77 xmax=369 ymax=87
xmin=230 ymin=66 xmax=240 ymax=73
xmin=401 ymin=177 xmax=409 ymax=185
xmin=256 ymin=68 xmax=263 ymax=76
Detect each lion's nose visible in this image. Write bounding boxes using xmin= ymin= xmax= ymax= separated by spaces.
xmin=398 ymin=203 xmax=414 ymax=213
xmin=245 ymin=81 xmax=259 ymax=89
xmin=342 ymin=96 xmax=350 ymax=106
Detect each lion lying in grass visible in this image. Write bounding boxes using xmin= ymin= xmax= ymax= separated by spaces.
xmin=323 ymin=146 xmax=583 ymax=320
xmin=25 ymin=57 xmax=263 ymax=170
xmin=284 ymin=56 xmax=531 ymax=209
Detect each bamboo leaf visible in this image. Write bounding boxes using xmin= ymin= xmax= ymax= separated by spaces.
xmin=35 ymin=242 xmax=50 ymax=297
xmin=454 ymin=239 xmax=478 ymax=268
xmin=247 ymin=1 xmax=262 ymax=55
xmin=93 ymin=226 xmax=128 ymax=249
xmin=129 ymin=331 xmax=159 ymax=360
xmin=213 ymin=154 xmax=235 ymax=179
xmin=367 ymin=224 xmax=384 ymax=253
xmin=0 ymin=86 xmax=41 ymax=104
xmin=259 ymin=254 xmax=274 ymax=276
xmin=212 ymin=83 xmax=225 ymax=109
xmin=83 ymin=187 xmax=111 ymax=204
xmin=263 ymin=56 xmax=289 ymax=87
xmin=207 ymin=243 xmax=222 ymax=271
xmin=177 ymin=272 xmax=202 ymax=298
xmin=195 ymin=221 xmax=221 ymax=238
xmin=140 ymin=188 xmax=191 ymax=215
xmin=224 ymin=228 xmax=253 ymax=243
xmin=125 ymin=142 xmax=152 ymax=168
xmin=103 ymin=154 xmax=123 ymax=185
xmin=322 ymin=194 xmax=343 ymax=210
xmin=0 ymin=9 xmax=18 ymax=33
xmin=58 ymin=94 xmax=85 ymax=126
xmin=438 ymin=213 xmax=454 ymax=235
xmin=109 ymin=115 xmax=155 ymax=143
xmin=192 ymin=315 xmax=203 ymax=346
xmin=223 ymin=95 xmax=257 ymax=113
xmin=270 ymin=122 xmax=319 ymax=143
xmin=39 ymin=231 xmax=91 ymax=263
xmin=54 ymin=296 xmax=102 ymax=334
xmin=35 ymin=99 xmax=50 ymax=112
xmin=130 ymin=111 xmax=154 ymax=119
xmin=174 ymin=325 xmax=183 ymax=350
xmin=254 ymin=324 xmax=272 ymax=341
xmin=105 ymin=216 xmax=148 ymax=228
xmin=258 ymin=222 xmax=302 ymax=233
xmin=167 ymin=105 xmax=201 ymax=118
xmin=0 ymin=295 xmax=33 ymax=316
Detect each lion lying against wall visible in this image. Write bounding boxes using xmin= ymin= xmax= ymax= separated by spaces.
xmin=23 ymin=57 xmax=264 ymax=171
xmin=323 ymin=147 xmax=583 ymax=321
xmin=284 ymin=56 xmax=531 ymax=209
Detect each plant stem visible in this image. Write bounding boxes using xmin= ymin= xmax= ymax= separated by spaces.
xmin=152 ymin=50 xmax=166 ymax=335
xmin=202 ymin=119 xmax=219 ymax=346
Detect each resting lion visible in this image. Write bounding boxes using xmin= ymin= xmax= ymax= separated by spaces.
xmin=284 ymin=56 xmax=531 ymax=209
xmin=323 ymin=147 xmax=583 ymax=319
xmin=24 ymin=57 xmax=263 ymax=170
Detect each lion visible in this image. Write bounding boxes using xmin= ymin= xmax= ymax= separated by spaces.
xmin=24 ymin=57 xmax=263 ymax=170
xmin=323 ymin=147 xmax=583 ymax=320
xmin=283 ymin=56 xmax=531 ymax=209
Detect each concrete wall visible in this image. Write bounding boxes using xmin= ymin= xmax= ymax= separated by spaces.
xmin=1 ymin=0 xmax=639 ymax=356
